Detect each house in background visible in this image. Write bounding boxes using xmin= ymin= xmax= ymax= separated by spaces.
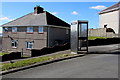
xmin=89 ymin=2 xmax=120 ymax=37
xmin=98 ymin=1 xmax=120 ymax=37
xmin=1 ymin=6 xmax=70 ymax=54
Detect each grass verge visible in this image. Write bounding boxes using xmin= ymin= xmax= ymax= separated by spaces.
xmin=88 ymin=36 xmax=109 ymax=40
xmin=0 ymin=52 xmax=9 ymax=56
xmin=1 ymin=53 xmax=76 ymax=71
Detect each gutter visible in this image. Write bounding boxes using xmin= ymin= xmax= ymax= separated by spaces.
xmin=98 ymin=7 xmax=120 ymax=14
xmin=1 ymin=25 xmax=70 ymax=29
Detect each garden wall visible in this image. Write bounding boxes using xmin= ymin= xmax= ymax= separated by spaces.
xmin=88 ymin=28 xmax=119 ymax=37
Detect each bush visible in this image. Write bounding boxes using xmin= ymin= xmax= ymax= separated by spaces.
xmin=2 ymin=52 xmax=21 ymax=61
xmin=31 ymin=43 xmax=70 ymax=57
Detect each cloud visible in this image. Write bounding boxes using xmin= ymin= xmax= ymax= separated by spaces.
xmin=90 ymin=5 xmax=107 ymax=10
xmin=51 ymin=12 xmax=58 ymax=15
xmin=0 ymin=17 xmax=14 ymax=21
xmin=0 ymin=17 xmax=14 ymax=26
xmin=0 ymin=17 xmax=10 ymax=21
xmin=71 ymin=11 xmax=78 ymax=15
xmin=9 ymin=19 xmax=15 ymax=21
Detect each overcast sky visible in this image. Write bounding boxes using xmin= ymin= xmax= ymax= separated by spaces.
xmin=0 ymin=2 xmax=117 ymax=33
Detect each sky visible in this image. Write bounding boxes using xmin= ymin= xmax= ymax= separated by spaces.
xmin=0 ymin=2 xmax=117 ymax=33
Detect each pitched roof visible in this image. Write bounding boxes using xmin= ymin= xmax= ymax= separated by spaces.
xmin=2 ymin=11 xmax=70 ymax=27
xmin=98 ymin=1 xmax=120 ymax=14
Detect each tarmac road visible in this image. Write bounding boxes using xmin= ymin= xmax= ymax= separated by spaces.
xmin=3 ymin=54 xmax=118 ymax=78
xmin=88 ymin=44 xmax=120 ymax=52
xmin=2 ymin=44 xmax=120 ymax=78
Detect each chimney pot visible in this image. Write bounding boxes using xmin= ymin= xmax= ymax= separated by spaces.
xmin=34 ymin=6 xmax=44 ymax=14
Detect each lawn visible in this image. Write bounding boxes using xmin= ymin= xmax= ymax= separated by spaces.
xmin=0 ymin=52 xmax=9 ymax=56
xmin=88 ymin=36 xmax=109 ymax=40
xmin=1 ymin=53 xmax=76 ymax=71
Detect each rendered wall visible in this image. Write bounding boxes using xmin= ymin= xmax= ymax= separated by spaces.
xmin=99 ymin=10 xmax=119 ymax=34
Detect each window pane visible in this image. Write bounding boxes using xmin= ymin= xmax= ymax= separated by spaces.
xmin=27 ymin=27 xmax=33 ymax=32
xmin=26 ymin=42 xmax=33 ymax=49
xmin=79 ymin=24 xmax=87 ymax=37
xmin=4 ymin=27 xmax=8 ymax=32
xmin=11 ymin=42 xmax=14 ymax=46
xmin=29 ymin=42 xmax=33 ymax=48
xmin=15 ymin=41 xmax=17 ymax=47
xmin=38 ymin=27 xmax=43 ymax=32
xmin=12 ymin=27 xmax=17 ymax=32
xmin=26 ymin=42 xmax=29 ymax=48
xmin=29 ymin=44 xmax=32 ymax=48
xmin=11 ymin=40 xmax=14 ymax=46
xmin=11 ymin=40 xmax=17 ymax=47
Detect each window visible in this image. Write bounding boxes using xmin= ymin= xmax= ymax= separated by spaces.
xmin=27 ymin=27 xmax=33 ymax=33
xmin=11 ymin=40 xmax=18 ymax=48
xmin=4 ymin=27 xmax=8 ymax=32
xmin=66 ymin=29 xmax=69 ymax=34
xmin=104 ymin=25 xmax=107 ymax=28
xmin=26 ymin=42 xmax=33 ymax=49
xmin=38 ymin=26 xmax=43 ymax=33
xmin=12 ymin=27 xmax=17 ymax=32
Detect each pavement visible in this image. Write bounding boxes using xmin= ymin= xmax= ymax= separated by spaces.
xmin=2 ymin=43 xmax=120 ymax=64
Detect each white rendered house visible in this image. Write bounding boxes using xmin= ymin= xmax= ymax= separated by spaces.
xmin=98 ymin=2 xmax=120 ymax=36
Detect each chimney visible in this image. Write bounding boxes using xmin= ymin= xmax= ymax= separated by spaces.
xmin=34 ymin=6 xmax=44 ymax=14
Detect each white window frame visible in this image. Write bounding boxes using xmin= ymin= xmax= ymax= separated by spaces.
xmin=26 ymin=42 xmax=33 ymax=49
xmin=11 ymin=40 xmax=18 ymax=48
xmin=12 ymin=27 xmax=17 ymax=32
xmin=38 ymin=26 xmax=43 ymax=33
xmin=27 ymin=27 xmax=33 ymax=33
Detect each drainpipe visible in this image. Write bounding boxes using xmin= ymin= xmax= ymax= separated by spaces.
xmin=118 ymin=4 xmax=120 ymax=37
xmin=118 ymin=3 xmax=120 ymax=49
xmin=21 ymin=48 xmax=23 ymax=57
xmin=47 ymin=26 xmax=50 ymax=47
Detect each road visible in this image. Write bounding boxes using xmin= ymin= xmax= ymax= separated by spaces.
xmin=3 ymin=53 xmax=118 ymax=78
xmin=88 ymin=44 xmax=120 ymax=52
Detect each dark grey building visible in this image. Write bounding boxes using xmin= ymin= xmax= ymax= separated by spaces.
xmin=1 ymin=6 xmax=70 ymax=54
